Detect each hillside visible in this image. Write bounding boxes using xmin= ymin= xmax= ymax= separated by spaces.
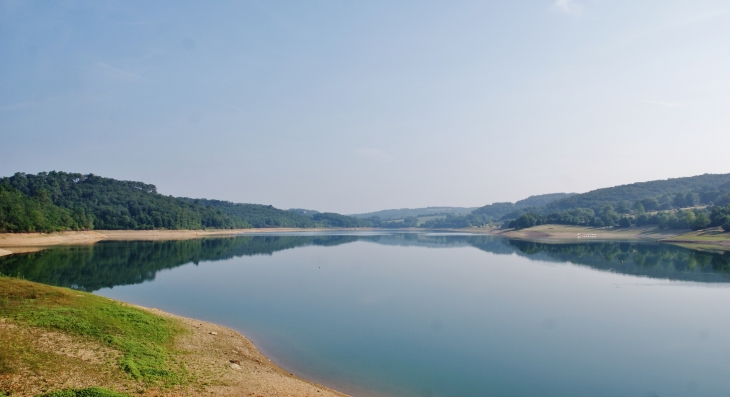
xmin=183 ymin=199 xmax=314 ymax=228
xmin=516 ymin=193 xmax=577 ymax=208
xmin=471 ymin=193 xmax=575 ymax=219
xmin=500 ymin=173 xmax=730 ymax=231
xmin=431 ymin=174 xmax=730 ymax=231
xmin=0 ymin=172 xmax=370 ymax=232
xmin=544 ymin=173 xmax=730 ymax=213
xmin=1 ymin=172 xmax=240 ymax=232
xmin=350 ymin=206 xmax=477 ymax=221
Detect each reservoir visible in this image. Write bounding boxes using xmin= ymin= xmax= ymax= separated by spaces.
xmin=3 ymin=232 xmax=730 ymax=397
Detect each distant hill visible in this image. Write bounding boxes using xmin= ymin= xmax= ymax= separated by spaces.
xmin=471 ymin=193 xmax=575 ymax=219
xmin=350 ymin=206 xmax=477 ymax=221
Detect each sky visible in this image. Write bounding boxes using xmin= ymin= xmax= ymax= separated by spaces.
xmin=1 ymin=0 xmax=729 ymax=214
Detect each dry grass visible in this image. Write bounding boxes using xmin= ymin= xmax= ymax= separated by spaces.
xmin=663 ymin=227 xmax=730 ymax=247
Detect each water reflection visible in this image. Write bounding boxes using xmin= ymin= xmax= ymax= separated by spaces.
xmin=2 ymin=233 xmax=730 ymax=292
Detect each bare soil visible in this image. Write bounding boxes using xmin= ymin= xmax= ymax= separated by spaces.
xmin=468 ymin=224 xmax=684 ymax=241
xmin=0 ymin=309 xmax=351 ymax=397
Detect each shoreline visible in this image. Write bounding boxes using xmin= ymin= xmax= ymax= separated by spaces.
xmin=466 ymin=224 xmax=730 ymax=250
xmin=0 ymin=228 xmax=358 ymax=256
xmin=463 ymin=224 xmax=683 ymax=241
xmin=2 ymin=225 xmax=728 ymax=258
xmin=0 ymin=276 xmax=352 ymax=397
xmin=137 ymin=305 xmax=352 ymax=397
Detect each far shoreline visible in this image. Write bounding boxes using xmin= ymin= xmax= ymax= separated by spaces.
xmin=2 ymin=225 xmax=729 ymax=258
xmin=0 ymin=228 xmax=363 ymax=256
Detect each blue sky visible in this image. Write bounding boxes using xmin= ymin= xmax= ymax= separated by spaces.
xmin=1 ymin=0 xmax=729 ymax=213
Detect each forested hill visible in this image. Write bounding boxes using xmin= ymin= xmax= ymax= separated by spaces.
xmin=0 ymin=171 xmax=372 ymax=232
xmin=350 ymin=206 xmax=477 ymax=221
xmin=427 ymin=173 xmax=730 ymax=229
xmin=543 ymin=173 xmax=730 ymax=212
xmin=180 ymin=199 xmax=313 ymax=228
xmin=471 ymin=193 xmax=574 ymax=219
xmin=516 ymin=193 xmax=577 ymax=208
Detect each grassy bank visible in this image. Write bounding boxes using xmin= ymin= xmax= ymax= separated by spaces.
xmin=0 ymin=277 xmax=185 ymax=396
xmin=0 ymin=277 xmax=349 ymax=397
xmin=661 ymin=227 xmax=730 ymax=249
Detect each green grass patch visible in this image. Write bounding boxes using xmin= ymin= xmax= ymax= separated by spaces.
xmin=36 ymin=387 xmax=130 ymax=397
xmin=0 ymin=277 xmax=186 ymax=385
xmin=37 ymin=387 xmax=129 ymax=397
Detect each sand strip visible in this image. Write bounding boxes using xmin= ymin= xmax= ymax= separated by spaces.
xmin=0 ymin=228 xmax=354 ymax=254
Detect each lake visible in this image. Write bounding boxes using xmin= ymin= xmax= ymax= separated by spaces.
xmin=3 ymin=232 xmax=730 ymax=397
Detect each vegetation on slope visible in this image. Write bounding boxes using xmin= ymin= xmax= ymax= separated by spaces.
xmin=543 ymin=173 xmax=730 ymax=212
xmin=434 ymin=173 xmax=730 ymax=232
xmin=471 ymin=193 xmax=575 ymax=220
xmin=350 ymin=206 xmax=477 ymax=221
xmin=0 ymin=172 xmax=372 ymax=232
xmin=1 ymin=172 xmax=246 ymax=231
xmin=185 ymin=199 xmax=314 ymax=228
xmin=0 ymin=277 xmax=185 ymax=396
xmin=37 ymin=387 xmax=130 ymax=397
xmin=0 ymin=184 xmax=92 ymax=233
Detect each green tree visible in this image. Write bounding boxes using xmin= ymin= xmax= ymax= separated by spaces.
xmin=692 ymin=212 xmax=711 ymax=230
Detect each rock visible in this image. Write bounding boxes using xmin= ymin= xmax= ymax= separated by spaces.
xmin=230 ymin=363 xmax=241 ymax=370
xmin=209 ymin=331 xmax=218 ymax=335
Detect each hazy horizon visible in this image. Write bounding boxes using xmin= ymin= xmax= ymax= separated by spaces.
xmin=2 ymin=1 xmax=729 ymax=213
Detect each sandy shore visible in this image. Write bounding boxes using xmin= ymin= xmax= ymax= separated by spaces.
xmin=463 ymin=224 xmax=685 ymax=241
xmin=139 ymin=306 xmax=352 ymax=397
xmin=0 ymin=228 xmax=344 ymax=256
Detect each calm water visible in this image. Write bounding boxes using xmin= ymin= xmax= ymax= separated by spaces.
xmin=4 ymin=232 xmax=730 ymax=397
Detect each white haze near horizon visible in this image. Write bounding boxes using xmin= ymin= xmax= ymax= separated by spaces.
xmin=1 ymin=0 xmax=729 ymax=214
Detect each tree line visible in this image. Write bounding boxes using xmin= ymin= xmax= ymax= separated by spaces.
xmin=0 ymin=172 xmax=372 ymax=232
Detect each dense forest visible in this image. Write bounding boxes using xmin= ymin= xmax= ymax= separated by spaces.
xmin=0 ymin=172 xmax=371 ymax=232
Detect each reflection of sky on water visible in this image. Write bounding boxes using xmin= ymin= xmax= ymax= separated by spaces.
xmin=3 ymin=233 xmax=730 ymax=396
